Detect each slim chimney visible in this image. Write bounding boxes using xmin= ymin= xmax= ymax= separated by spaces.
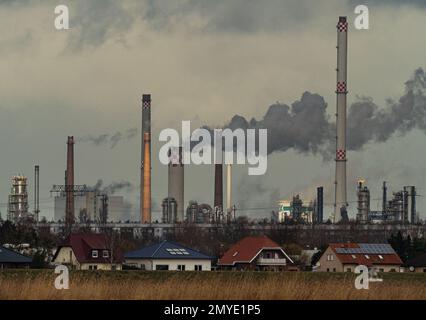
xmin=382 ymin=181 xmax=387 ymax=216
xmin=142 ymin=132 xmax=151 ymax=223
xmin=141 ymin=94 xmax=151 ymax=223
xmin=66 ymin=136 xmax=75 ymax=227
xmin=411 ymin=186 xmax=416 ymax=224
xmin=214 ymin=164 xmax=223 ymax=211
xmin=316 ymin=186 xmax=323 ymax=223
xmin=34 ymin=165 xmax=40 ymax=222
xmin=333 ymin=16 xmax=348 ymax=223
xmin=226 ymin=164 xmax=232 ymax=217
xmin=168 ymin=146 xmax=184 ymax=222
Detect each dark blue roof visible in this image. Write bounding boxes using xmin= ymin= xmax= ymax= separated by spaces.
xmin=125 ymin=241 xmax=213 ymax=260
xmin=0 ymin=246 xmax=32 ymax=264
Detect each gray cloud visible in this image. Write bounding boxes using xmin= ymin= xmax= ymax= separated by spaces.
xmin=348 ymin=0 xmax=426 ymax=7
xmin=64 ymin=0 xmax=135 ymax=51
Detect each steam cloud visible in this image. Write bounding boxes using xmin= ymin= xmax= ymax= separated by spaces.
xmin=78 ymin=128 xmax=138 ymax=148
xmin=90 ymin=179 xmax=133 ymax=194
xmin=211 ymin=68 xmax=426 ymax=159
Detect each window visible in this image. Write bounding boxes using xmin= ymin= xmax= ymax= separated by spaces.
xmin=378 ymin=255 xmax=383 ymax=260
xmin=327 ymin=254 xmax=334 ymax=261
xmin=326 ymin=268 xmax=330 ymax=272
xmin=232 ymin=251 xmax=238 ymax=257
xmin=92 ymin=250 xmax=98 ymax=258
xmin=177 ymin=265 xmax=186 ymax=271
xmin=102 ymin=250 xmax=109 ymax=258
xmin=351 ymin=255 xmax=357 ymax=259
xmin=333 ymin=268 xmax=336 ymax=272
xmin=155 ymin=265 xmax=169 ymax=271
xmin=89 ymin=265 xmax=98 ymax=270
xmin=390 ymin=268 xmax=396 ymax=272
xmin=423 ymin=269 xmax=426 ymax=273
xmin=140 ymin=264 xmax=146 ymax=270
xmin=195 ymin=265 xmax=202 ymax=271
xmin=346 ymin=268 xmax=352 ymax=272
xmin=365 ymin=255 xmax=370 ymax=259
xmin=379 ymin=268 xmax=384 ymax=272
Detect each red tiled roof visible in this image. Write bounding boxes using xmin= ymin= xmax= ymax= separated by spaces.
xmin=218 ymin=235 xmax=292 ymax=265
xmin=329 ymin=243 xmax=402 ymax=267
xmin=54 ymin=233 xmax=123 ymax=264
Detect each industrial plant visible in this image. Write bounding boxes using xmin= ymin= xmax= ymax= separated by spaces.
xmin=1 ymin=16 xmax=424 ymax=239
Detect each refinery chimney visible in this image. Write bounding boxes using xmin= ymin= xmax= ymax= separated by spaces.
xmin=34 ymin=165 xmax=40 ymax=222
xmin=168 ymin=146 xmax=184 ymax=222
xmin=141 ymin=94 xmax=152 ymax=223
xmin=333 ymin=16 xmax=348 ymax=222
xmin=226 ymin=164 xmax=232 ymax=217
xmin=214 ymin=164 xmax=223 ymax=212
xmin=66 ymin=136 xmax=75 ymax=226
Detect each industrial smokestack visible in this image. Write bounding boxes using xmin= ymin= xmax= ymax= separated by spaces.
xmin=226 ymin=164 xmax=232 ymax=217
xmin=34 ymin=165 xmax=40 ymax=222
xmin=382 ymin=181 xmax=387 ymax=216
xmin=411 ymin=186 xmax=416 ymax=224
xmin=316 ymin=186 xmax=323 ymax=223
xmin=214 ymin=164 xmax=223 ymax=211
xmin=142 ymin=132 xmax=151 ymax=223
xmin=333 ymin=16 xmax=348 ymax=223
xmin=141 ymin=94 xmax=151 ymax=223
xmin=168 ymin=146 xmax=184 ymax=222
xmin=66 ymin=136 xmax=75 ymax=226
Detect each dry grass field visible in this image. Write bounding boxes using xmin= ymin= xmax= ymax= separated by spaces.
xmin=1 ymin=270 xmax=426 ymax=300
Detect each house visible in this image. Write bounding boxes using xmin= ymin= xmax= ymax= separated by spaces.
xmin=0 ymin=245 xmax=32 ymax=269
xmin=404 ymin=253 xmax=426 ymax=273
xmin=124 ymin=240 xmax=213 ymax=271
xmin=317 ymin=243 xmax=403 ymax=273
xmin=52 ymin=233 xmax=123 ymax=270
xmin=217 ymin=235 xmax=295 ymax=271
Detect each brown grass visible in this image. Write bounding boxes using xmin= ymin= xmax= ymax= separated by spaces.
xmin=1 ymin=270 xmax=426 ymax=300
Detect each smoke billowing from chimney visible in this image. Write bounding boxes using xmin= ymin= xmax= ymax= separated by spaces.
xmin=77 ymin=128 xmax=138 ymax=148
xmin=90 ymin=179 xmax=133 ymax=194
xmin=209 ymin=68 xmax=426 ymax=159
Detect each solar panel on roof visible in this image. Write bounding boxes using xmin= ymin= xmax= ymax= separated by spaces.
xmin=335 ymin=244 xmax=395 ymax=255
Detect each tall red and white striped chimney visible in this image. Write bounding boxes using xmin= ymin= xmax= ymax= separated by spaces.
xmin=334 ymin=16 xmax=348 ymax=222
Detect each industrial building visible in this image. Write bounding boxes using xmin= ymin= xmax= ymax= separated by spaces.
xmin=166 ymin=146 xmax=184 ymax=222
xmin=54 ymin=193 xmax=125 ymax=223
xmin=355 ymin=180 xmax=417 ymax=224
xmin=7 ymin=175 xmax=30 ymax=222
xmin=272 ymin=195 xmax=314 ymax=224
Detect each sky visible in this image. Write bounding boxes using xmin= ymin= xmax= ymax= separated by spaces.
xmin=0 ymin=0 xmax=426 ymax=221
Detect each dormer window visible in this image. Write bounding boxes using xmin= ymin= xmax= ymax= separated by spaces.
xmin=92 ymin=250 xmax=98 ymax=258
xmin=365 ymin=255 xmax=370 ymax=259
xmin=102 ymin=250 xmax=109 ymax=258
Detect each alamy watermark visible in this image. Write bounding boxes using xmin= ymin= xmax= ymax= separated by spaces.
xmin=354 ymin=265 xmax=383 ymax=290
xmin=158 ymin=121 xmax=268 ymax=176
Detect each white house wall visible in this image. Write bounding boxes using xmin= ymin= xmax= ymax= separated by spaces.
xmin=125 ymin=258 xmax=211 ymax=271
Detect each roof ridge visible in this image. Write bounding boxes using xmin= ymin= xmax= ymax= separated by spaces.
xmin=151 ymin=240 xmax=167 ymax=258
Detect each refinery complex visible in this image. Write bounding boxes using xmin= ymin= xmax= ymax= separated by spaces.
xmin=1 ymin=16 xmax=424 ymax=235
